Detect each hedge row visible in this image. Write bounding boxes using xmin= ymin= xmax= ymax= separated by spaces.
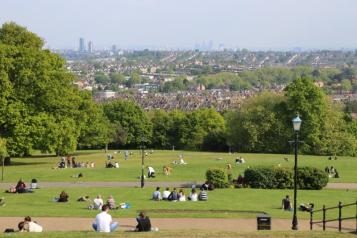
xmin=244 ymin=166 xmax=328 ymax=190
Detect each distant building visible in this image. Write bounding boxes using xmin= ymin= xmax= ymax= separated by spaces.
xmin=87 ymin=41 xmax=93 ymax=53
xmin=79 ymin=38 xmax=86 ymax=52
xmin=96 ymin=90 xmax=116 ymax=99
xmin=111 ymin=44 xmax=117 ymax=53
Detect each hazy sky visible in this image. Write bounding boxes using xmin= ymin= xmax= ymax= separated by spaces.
xmin=1 ymin=0 xmax=356 ymax=50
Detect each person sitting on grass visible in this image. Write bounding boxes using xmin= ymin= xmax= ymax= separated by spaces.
xmin=198 ymin=188 xmax=208 ymax=201
xmin=23 ymin=216 xmax=43 ymax=232
xmin=162 ymin=187 xmax=170 ymax=200
xmin=30 ymin=179 xmax=38 ymax=189
xmin=92 ymin=204 xmax=119 ymax=232
xmin=57 ymin=191 xmax=69 ymax=202
xmin=188 ymin=188 xmax=198 ymax=201
xmin=178 ymin=189 xmax=186 ymax=202
xmin=282 ymin=195 xmax=292 ymax=211
xmin=106 ymin=195 xmax=118 ymax=210
xmin=89 ymin=195 xmax=104 ymax=210
xmin=168 ymin=188 xmax=178 ymax=202
xmin=16 ymin=179 xmax=32 ymax=193
xmin=135 ymin=211 xmax=151 ymax=232
xmin=152 ymin=187 xmax=162 ymax=201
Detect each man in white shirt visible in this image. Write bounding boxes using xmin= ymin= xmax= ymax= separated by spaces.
xmin=147 ymin=166 xmax=155 ymax=178
xmin=23 ymin=217 xmax=43 ymax=232
xmin=162 ymin=187 xmax=171 ymax=200
xmin=92 ymin=205 xmax=118 ymax=232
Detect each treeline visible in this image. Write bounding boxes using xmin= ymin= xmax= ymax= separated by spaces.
xmin=162 ymin=67 xmax=357 ymax=93
xmin=96 ymin=77 xmax=356 ymax=156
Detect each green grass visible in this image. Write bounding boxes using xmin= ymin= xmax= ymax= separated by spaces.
xmin=0 ymin=231 xmax=356 ymax=238
xmin=1 ymin=150 xmax=356 ymax=183
xmin=0 ymin=187 xmax=356 ymax=220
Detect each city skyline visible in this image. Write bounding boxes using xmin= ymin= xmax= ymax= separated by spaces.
xmin=1 ymin=0 xmax=357 ymax=50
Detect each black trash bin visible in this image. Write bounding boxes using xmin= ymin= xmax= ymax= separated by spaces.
xmin=257 ymin=214 xmax=271 ymax=230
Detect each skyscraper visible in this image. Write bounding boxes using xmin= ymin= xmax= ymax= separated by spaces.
xmin=79 ymin=38 xmax=86 ymax=52
xmin=88 ymin=41 xmax=93 ymax=53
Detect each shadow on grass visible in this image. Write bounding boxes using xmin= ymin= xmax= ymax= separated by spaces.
xmin=6 ymin=161 xmax=48 ymax=166
xmin=140 ymin=209 xmax=268 ymax=215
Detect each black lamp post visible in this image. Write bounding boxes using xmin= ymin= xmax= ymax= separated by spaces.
xmin=292 ymin=115 xmax=302 ymax=230
xmin=140 ymin=137 xmax=145 ymax=188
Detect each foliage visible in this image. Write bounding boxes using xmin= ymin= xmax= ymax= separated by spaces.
xmin=297 ymin=167 xmax=329 ymax=190
xmin=103 ymin=100 xmax=152 ymax=147
xmin=0 ymin=23 xmax=108 ymax=156
xmin=94 ymin=72 xmax=110 ymax=84
xmin=244 ymin=166 xmax=327 ymax=190
xmin=226 ymin=92 xmax=289 ymax=153
xmin=0 ymin=138 xmax=7 ymax=159
xmin=206 ymin=168 xmax=227 ymax=188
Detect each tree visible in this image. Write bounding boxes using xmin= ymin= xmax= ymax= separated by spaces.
xmin=0 ymin=22 xmax=97 ymax=156
xmin=0 ymin=138 xmax=8 ymax=180
xmin=103 ymin=100 xmax=152 ymax=147
xmin=94 ymin=72 xmax=110 ymax=84
xmin=284 ymin=76 xmax=328 ymax=154
xmin=109 ymin=72 xmax=125 ymax=84
xmin=341 ymin=79 xmax=352 ymax=92
xmin=126 ymin=72 xmax=142 ymax=88
xmin=148 ymin=110 xmax=172 ymax=149
xmin=226 ymin=92 xmax=289 ymax=153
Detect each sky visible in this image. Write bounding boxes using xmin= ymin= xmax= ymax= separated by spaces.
xmin=0 ymin=0 xmax=356 ymax=50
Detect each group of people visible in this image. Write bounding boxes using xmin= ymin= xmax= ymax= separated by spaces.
xmin=92 ymin=206 xmax=155 ymax=233
xmin=10 ymin=216 xmax=43 ymax=233
xmin=152 ymin=187 xmax=208 ymax=202
xmin=325 ymin=166 xmax=340 ymax=178
xmin=6 ymin=179 xmax=37 ymax=194
xmin=282 ymin=195 xmax=314 ymax=212
xmin=6 ymin=211 xmax=153 ymax=233
xmin=57 ymin=156 xmax=95 ymax=169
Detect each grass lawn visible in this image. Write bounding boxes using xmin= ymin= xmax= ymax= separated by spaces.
xmin=1 ymin=150 xmax=356 ymax=183
xmin=0 ymin=231 xmax=356 ymax=238
xmin=0 ymin=187 xmax=356 ymax=220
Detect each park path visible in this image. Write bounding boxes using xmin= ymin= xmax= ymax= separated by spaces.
xmin=0 ymin=181 xmax=357 ymax=189
xmin=0 ymin=217 xmax=356 ymax=232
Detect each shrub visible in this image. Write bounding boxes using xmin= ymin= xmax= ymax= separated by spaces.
xmin=243 ymin=166 xmax=327 ymax=190
xmin=206 ymin=168 xmax=227 ymax=188
xmin=297 ymin=166 xmax=329 ymax=190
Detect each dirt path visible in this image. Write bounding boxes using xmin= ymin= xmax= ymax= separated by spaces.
xmin=0 ymin=182 xmax=356 ymax=189
xmin=0 ymin=217 xmax=355 ymax=232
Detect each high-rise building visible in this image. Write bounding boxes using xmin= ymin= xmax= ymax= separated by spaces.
xmin=79 ymin=38 xmax=86 ymax=52
xmin=111 ymin=44 xmax=117 ymax=53
xmin=88 ymin=41 xmax=93 ymax=53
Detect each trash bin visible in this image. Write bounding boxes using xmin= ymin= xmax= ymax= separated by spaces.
xmin=257 ymin=214 xmax=271 ymax=230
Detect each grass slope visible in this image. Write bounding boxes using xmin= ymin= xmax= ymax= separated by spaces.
xmin=2 ymin=150 xmax=356 ymax=183
xmin=0 ymin=187 xmax=356 ymax=219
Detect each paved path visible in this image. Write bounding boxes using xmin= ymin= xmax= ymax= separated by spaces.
xmin=1 ymin=181 xmax=357 ymax=189
xmin=0 ymin=217 xmax=355 ymax=232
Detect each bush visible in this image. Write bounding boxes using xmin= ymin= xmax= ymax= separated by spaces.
xmin=244 ymin=166 xmax=327 ymax=190
xmin=297 ymin=166 xmax=329 ymax=190
xmin=206 ymin=169 xmax=227 ymax=188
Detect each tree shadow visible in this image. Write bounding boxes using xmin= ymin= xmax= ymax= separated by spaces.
xmin=5 ymin=161 xmax=48 ymax=166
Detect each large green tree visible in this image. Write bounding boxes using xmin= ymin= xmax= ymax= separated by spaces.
xmin=0 ymin=22 xmax=101 ymax=155
xmin=103 ymin=100 xmax=152 ymax=147
xmin=226 ymin=92 xmax=289 ymax=153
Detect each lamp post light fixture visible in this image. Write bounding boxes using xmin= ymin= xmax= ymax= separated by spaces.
xmin=140 ymin=137 xmax=145 ymax=188
xmin=292 ymin=115 xmax=302 ymax=230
